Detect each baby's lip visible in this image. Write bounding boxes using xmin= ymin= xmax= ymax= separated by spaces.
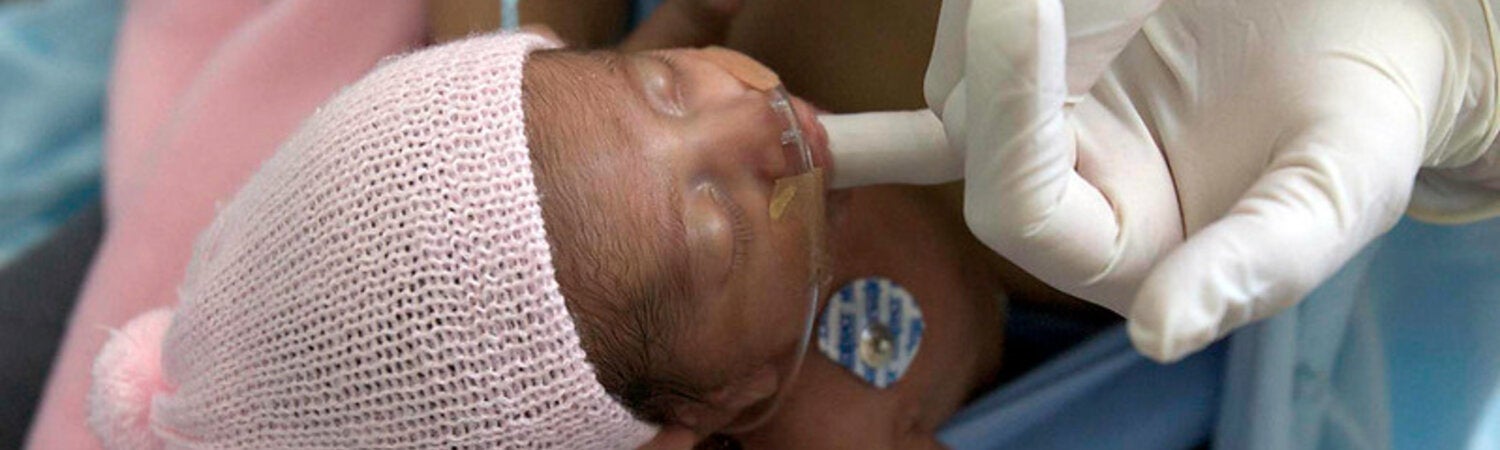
xmin=783 ymin=94 xmax=850 ymax=234
xmin=786 ymin=95 xmax=832 ymax=176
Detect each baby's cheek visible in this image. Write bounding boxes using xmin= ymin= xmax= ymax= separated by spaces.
xmin=732 ymin=357 xmax=907 ymax=449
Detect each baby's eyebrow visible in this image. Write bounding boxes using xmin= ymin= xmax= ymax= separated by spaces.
xmin=652 ymin=171 xmax=692 ymax=311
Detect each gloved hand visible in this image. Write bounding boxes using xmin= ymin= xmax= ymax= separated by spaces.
xmin=829 ymin=0 xmax=1500 ymax=362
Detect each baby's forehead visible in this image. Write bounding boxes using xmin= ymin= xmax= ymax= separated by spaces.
xmin=523 ymin=50 xmax=668 ymax=163
xmin=522 ymin=49 xmax=692 ymax=312
xmin=523 ymin=53 xmax=706 ymax=315
xmin=524 ymin=50 xmax=639 ymax=109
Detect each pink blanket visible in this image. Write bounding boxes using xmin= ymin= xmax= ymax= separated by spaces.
xmin=27 ymin=2 xmax=423 ymax=447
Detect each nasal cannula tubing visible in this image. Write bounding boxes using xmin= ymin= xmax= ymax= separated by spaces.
xmin=719 ymin=87 xmax=831 ymax=433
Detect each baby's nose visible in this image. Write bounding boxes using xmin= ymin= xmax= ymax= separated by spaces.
xmin=695 ymin=100 xmax=796 ymax=181
xmin=667 ymin=49 xmax=803 ymax=180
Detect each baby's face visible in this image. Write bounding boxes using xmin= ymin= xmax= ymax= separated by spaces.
xmin=523 ymin=47 xmax=836 ymax=433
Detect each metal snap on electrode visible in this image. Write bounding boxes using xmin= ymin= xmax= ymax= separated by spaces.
xmin=858 ymin=323 xmax=895 ymax=367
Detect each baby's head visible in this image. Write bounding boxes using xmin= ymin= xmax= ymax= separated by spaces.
xmin=521 ymin=46 xmax=834 ymax=432
xmin=88 ymin=32 xmax=831 ymax=448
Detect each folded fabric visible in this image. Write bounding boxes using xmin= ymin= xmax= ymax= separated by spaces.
xmin=23 ymin=3 xmax=425 ymax=447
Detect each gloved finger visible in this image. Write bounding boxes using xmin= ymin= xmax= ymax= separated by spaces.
xmin=961 ymin=0 xmax=1140 ymax=310
xmin=1059 ymin=0 xmax=1162 ymax=98
xmin=923 ymin=0 xmax=970 ymax=115
xmin=1128 ymin=92 xmax=1427 ymax=363
xmin=927 ymin=0 xmax=1163 ymax=110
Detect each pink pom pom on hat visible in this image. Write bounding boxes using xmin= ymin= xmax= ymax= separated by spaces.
xmin=87 ymin=32 xmax=657 ymax=449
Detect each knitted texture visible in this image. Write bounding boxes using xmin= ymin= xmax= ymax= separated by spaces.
xmin=87 ymin=32 xmax=656 ymax=449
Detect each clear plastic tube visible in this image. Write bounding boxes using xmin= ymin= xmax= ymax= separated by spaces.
xmin=720 ymin=87 xmax=830 ymax=433
xmin=771 ymin=86 xmax=816 ymax=173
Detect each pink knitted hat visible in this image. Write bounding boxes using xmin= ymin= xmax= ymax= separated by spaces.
xmin=87 ymin=33 xmax=657 ymax=449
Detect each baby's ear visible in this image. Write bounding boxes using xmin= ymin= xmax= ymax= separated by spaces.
xmin=637 ymin=425 xmax=699 ymax=450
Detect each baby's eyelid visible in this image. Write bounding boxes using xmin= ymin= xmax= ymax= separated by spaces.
xmin=704 ymin=183 xmax=753 ymax=275
xmin=652 ymin=54 xmax=690 ymax=112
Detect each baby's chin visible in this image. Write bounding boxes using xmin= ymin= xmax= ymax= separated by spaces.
xmin=760 ymin=184 xmax=1007 ymax=448
xmin=787 ymin=94 xmax=849 ymax=264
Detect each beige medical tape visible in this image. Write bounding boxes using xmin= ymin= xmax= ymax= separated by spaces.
xmin=770 ymin=169 xmax=829 ymax=282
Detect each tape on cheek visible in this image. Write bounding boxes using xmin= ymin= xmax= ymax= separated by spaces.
xmin=770 ymin=169 xmax=828 ymax=282
xmin=769 ymin=178 xmax=799 ymax=220
xmin=696 ymin=46 xmax=781 ymax=92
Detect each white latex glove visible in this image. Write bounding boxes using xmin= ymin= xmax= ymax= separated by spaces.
xmin=825 ymin=0 xmax=1500 ymax=362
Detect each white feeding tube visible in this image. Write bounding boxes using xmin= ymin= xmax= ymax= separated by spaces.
xmin=818 ymin=110 xmax=961 ymax=188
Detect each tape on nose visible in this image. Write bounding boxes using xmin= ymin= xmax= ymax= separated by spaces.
xmin=696 ymin=47 xmax=781 ymax=91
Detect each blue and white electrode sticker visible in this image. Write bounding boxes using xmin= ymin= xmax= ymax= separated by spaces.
xmin=816 ymin=277 xmax=924 ymax=389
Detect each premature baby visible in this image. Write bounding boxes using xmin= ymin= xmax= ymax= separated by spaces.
xmin=85 ymin=31 xmax=1012 ymax=449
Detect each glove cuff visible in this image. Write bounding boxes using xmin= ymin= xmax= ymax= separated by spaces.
xmin=1408 ymin=158 xmax=1500 ymax=223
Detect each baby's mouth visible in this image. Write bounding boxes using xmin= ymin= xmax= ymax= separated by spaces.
xmin=784 ymin=96 xmax=850 ymax=231
xmin=786 ymin=96 xmax=832 ymax=175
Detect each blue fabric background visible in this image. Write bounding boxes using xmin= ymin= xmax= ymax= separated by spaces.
xmin=0 ymin=0 xmax=118 ymax=266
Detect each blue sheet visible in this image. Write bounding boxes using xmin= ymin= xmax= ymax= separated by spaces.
xmin=939 ymin=325 xmax=1226 ymax=450
xmin=0 ymin=0 xmax=119 ymax=266
xmin=1218 ymin=217 xmax=1500 ymax=450
xmin=944 ymin=216 xmax=1500 ymax=450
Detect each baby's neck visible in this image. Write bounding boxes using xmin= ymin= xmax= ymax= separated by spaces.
xmin=831 ymin=185 xmax=1007 ymax=433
